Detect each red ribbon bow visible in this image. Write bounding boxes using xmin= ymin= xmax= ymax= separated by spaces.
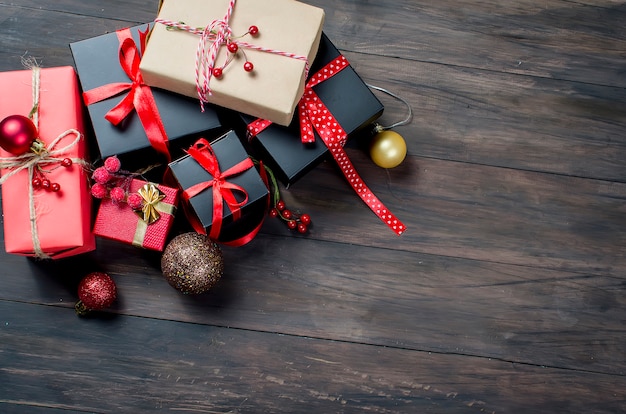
xmin=182 ymin=138 xmax=253 ymax=242
xmin=247 ymin=56 xmax=406 ymax=236
xmin=82 ymin=27 xmax=171 ymax=161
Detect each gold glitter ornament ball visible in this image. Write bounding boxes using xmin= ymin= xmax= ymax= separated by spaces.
xmin=161 ymin=232 xmax=224 ymax=294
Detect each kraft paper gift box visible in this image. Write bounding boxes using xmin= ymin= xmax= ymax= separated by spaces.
xmin=139 ymin=0 xmax=325 ymax=127
xmin=70 ymin=24 xmax=225 ymax=174
xmin=167 ymin=130 xmax=268 ymax=245
xmin=92 ymin=179 xmax=178 ymax=252
xmin=242 ymin=32 xmax=384 ymax=186
xmin=0 ymin=66 xmax=96 ymax=259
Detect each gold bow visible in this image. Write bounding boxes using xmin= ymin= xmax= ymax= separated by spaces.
xmin=135 ymin=183 xmax=166 ymax=224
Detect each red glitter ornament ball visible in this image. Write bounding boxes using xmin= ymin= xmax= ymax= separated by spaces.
xmin=0 ymin=114 xmax=38 ymax=155
xmin=75 ymin=272 xmax=117 ymax=316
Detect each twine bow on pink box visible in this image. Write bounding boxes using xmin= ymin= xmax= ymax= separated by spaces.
xmin=248 ymin=56 xmax=407 ymax=236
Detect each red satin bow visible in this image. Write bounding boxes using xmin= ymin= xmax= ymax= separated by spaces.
xmin=82 ymin=27 xmax=171 ymax=161
xmin=182 ymin=138 xmax=253 ymax=241
xmin=247 ymin=56 xmax=406 ymax=236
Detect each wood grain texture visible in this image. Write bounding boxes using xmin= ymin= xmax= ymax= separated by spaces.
xmin=1 ymin=0 xmax=625 ymax=412
xmin=1 ymin=301 xmax=625 ymax=414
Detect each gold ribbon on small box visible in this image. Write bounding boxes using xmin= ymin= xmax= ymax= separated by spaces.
xmin=132 ymin=183 xmax=176 ymax=247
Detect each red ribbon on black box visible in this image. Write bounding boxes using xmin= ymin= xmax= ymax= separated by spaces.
xmin=248 ymin=56 xmax=406 ymax=236
xmin=82 ymin=28 xmax=171 ymax=161
xmin=181 ymin=138 xmax=263 ymax=246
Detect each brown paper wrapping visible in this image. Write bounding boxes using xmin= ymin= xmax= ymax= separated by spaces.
xmin=140 ymin=0 xmax=325 ymax=126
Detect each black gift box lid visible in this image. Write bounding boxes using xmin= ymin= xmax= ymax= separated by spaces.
xmin=168 ymin=130 xmax=269 ymax=243
xmin=70 ymin=24 xmax=225 ymax=173
xmin=239 ymin=32 xmax=384 ymax=186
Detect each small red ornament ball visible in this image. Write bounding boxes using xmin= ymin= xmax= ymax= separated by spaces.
xmin=0 ymin=115 xmax=38 ymax=155
xmin=75 ymin=272 xmax=117 ymax=316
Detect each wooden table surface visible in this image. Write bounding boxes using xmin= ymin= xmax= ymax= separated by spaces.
xmin=1 ymin=1 xmax=625 ymax=413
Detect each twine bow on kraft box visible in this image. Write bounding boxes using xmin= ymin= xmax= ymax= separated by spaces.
xmin=139 ymin=0 xmax=325 ymax=127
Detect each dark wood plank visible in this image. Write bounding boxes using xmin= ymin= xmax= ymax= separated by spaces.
xmin=2 ymin=301 xmax=625 ymax=414
xmin=309 ymin=0 xmax=626 ymax=88
xmin=5 ymin=0 xmax=626 ymax=87
xmin=1 ymin=0 xmax=625 ymax=413
xmin=269 ymin=155 xmax=626 ymax=273
xmin=1 ymin=231 xmax=625 ymax=376
xmin=347 ymin=51 xmax=626 ymax=181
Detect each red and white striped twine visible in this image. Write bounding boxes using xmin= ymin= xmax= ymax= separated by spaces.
xmin=155 ymin=0 xmax=309 ymax=111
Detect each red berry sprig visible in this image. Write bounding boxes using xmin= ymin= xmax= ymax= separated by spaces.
xmin=212 ymin=25 xmax=259 ymax=78
xmin=89 ymin=156 xmax=148 ymax=210
xmin=257 ymin=160 xmax=312 ymax=234
xmin=30 ymin=155 xmax=74 ymax=193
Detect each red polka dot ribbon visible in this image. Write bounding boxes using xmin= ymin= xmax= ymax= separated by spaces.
xmin=248 ymin=56 xmax=406 ymax=236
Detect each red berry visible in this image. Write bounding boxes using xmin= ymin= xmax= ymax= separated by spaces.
xmin=297 ymin=222 xmax=308 ymax=234
xmin=61 ymin=158 xmax=72 ymax=167
xmin=287 ymin=220 xmax=297 ymax=230
xmin=300 ymin=213 xmax=311 ymax=225
xmin=90 ymin=183 xmax=108 ymax=199
xmin=109 ymin=186 xmax=126 ymax=203
xmin=282 ymin=209 xmax=292 ymax=219
xmin=32 ymin=177 xmax=42 ymax=188
xmin=269 ymin=208 xmax=278 ymax=218
xmin=103 ymin=156 xmax=121 ymax=173
xmin=227 ymin=42 xmax=238 ymax=53
xmin=276 ymin=200 xmax=286 ymax=211
xmin=212 ymin=67 xmax=223 ymax=78
xmin=243 ymin=61 xmax=254 ymax=72
xmin=248 ymin=25 xmax=259 ymax=35
xmin=127 ymin=193 xmax=144 ymax=210
xmin=50 ymin=182 xmax=61 ymax=192
xmin=92 ymin=166 xmax=111 ymax=184
xmin=41 ymin=179 xmax=50 ymax=189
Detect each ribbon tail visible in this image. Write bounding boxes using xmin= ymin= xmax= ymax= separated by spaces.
xmin=299 ymin=101 xmax=316 ymax=144
xmin=134 ymin=86 xmax=171 ymax=161
xmin=82 ymin=82 xmax=132 ymax=105
xmin=326 ymin=144 xmax=406 ymax=236
xmin=104 ymin=89 xmax=137 ymax=125
xmin=208 ymin=182 xmax=225 ymax=241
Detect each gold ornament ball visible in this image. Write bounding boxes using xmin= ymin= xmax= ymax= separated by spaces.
xmin=369 ymin=130 xmax=407 ymax=169
xmin=161 ymin=232 xmax=224 ymax=295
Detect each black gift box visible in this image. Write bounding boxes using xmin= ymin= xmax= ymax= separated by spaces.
xmin=168 ymin=130 xmax=269 ymax=243
xmin=70 ymin=24 xmax=225 ymax=173
xmin=238 ymin=32 xmax=384 ymax=186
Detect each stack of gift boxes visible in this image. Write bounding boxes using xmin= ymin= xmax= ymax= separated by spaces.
xmin=0 ymin=0 xmax=404 ymax=263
